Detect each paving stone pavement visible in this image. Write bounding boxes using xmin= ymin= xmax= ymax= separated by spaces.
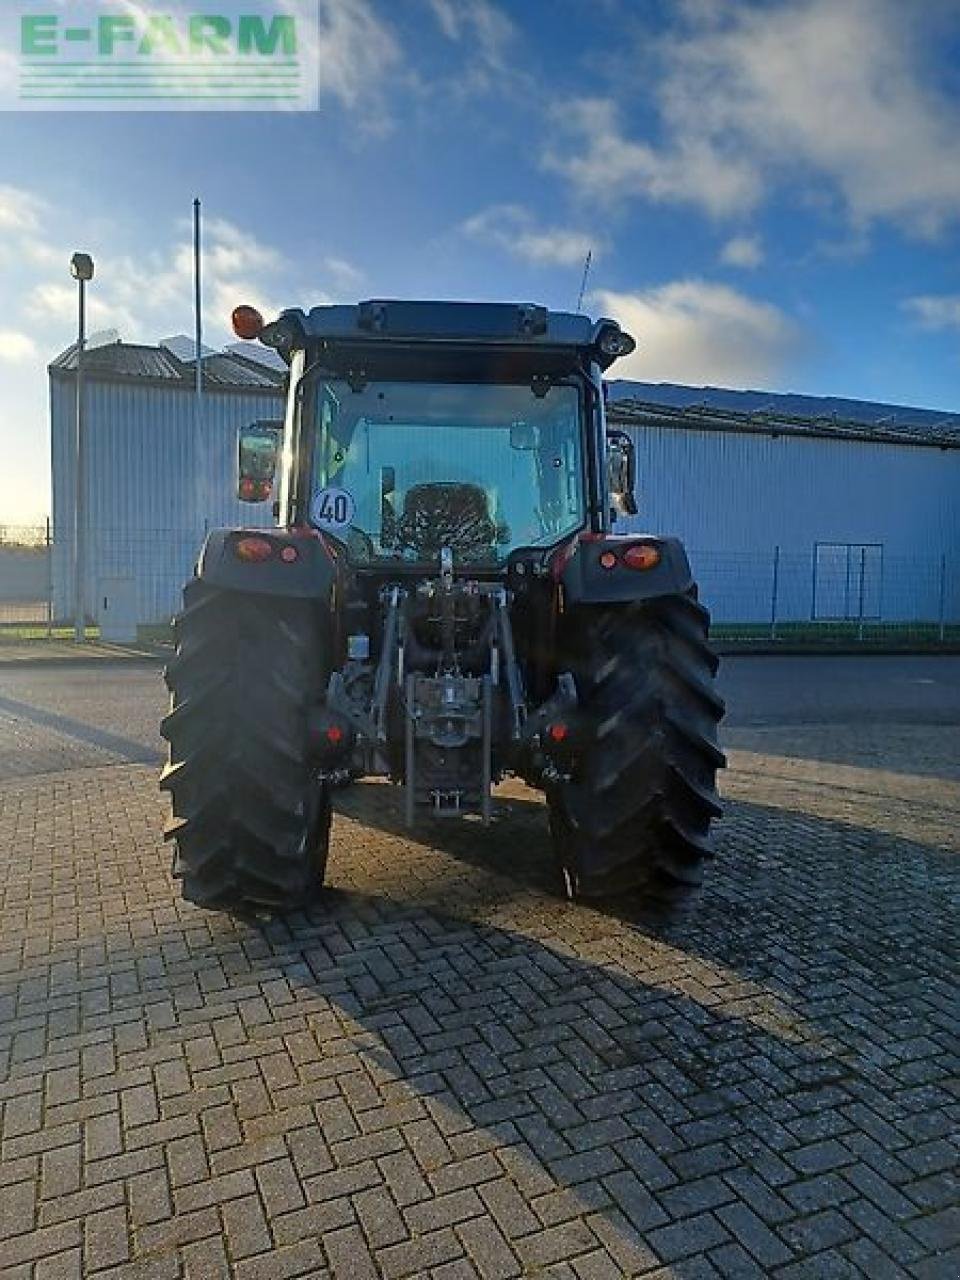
xmin=0 ymin=725 xmax=957 ymax=1279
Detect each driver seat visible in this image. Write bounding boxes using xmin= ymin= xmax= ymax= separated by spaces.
xmin=396 ymin=483 xmax=500 ymax=561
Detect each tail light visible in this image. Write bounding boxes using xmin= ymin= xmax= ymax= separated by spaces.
xmin=232 ymin=536 xmax=302 ymax=564
xmin=307 ymin=710 xmax=355 ymax=759
xmin=238 ymin=478 xmax=272 ymax=502
xmin=234 ymin=536 xmax=273 ymax=562
xmin=622 ymin=543 xmax=661 ymax=571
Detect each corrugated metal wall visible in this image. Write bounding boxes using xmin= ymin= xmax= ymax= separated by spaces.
xmin=614 ymin=424 xmax=960 ymax=624
xmin=51 ymin=379 xmax=960 ymax=627
xmin=51 ymin=377 xmax=281 ymax=623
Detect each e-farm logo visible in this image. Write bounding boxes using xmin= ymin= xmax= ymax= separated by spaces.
xmin=3 ymin=2 xmax=319 ymax=111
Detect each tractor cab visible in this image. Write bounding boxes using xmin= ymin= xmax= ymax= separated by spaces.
xmin=233 ymin=300 xmax=639 ymax=562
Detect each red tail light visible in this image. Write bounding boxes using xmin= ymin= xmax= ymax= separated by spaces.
xmin=599 ymin=550 xmax=618 ymax=570
xmin=239 ymin=478 xmax=272 ymax=502
xmin=622 ymin=543 xmax=661 ymax=571
xmin=234 ymin=536 xmax=273 ymax=562
xmin=307 ymin=710 xmax=354 ymax=759
xmin=546 ymin=722 xmax=569 ymax=743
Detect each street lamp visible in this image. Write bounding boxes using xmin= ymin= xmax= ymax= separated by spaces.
xmin=70 ymin=252 xmax=94 ymax=643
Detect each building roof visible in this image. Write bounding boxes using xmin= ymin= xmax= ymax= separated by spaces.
xmin=49 ymin=339 xmax=286 ymax=392
xmin=608 ymin=381 xmax=960 ymax=450
xmin=47 ymin=342 xmax=959 ymax=447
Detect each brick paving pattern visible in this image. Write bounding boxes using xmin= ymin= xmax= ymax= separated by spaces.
xmin=0 ymin=724 xmax=957 ymax=1278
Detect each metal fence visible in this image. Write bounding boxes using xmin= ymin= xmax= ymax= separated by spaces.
xmin=691 ymin=546 xmax=960 ymax=645
xmin=1 ymin=524 xmax=958 ymax=645
xmin=0 ymin=524 xmax=53 ymax=630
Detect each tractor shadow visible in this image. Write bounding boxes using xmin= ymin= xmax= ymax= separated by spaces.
xmin=332 ymin=777 xmax=716 ymax=935
xmin=329 ymin=775 xmax=958 ymax=1033
xmin=333 ymin=777 xmax=560 ymax=897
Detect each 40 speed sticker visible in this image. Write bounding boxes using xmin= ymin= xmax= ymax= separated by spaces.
xmin=310 ymin=486 xmax=356 ymax=532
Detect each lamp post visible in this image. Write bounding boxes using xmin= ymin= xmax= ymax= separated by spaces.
xmin=70 ymin=252 xmax=94 ymax=644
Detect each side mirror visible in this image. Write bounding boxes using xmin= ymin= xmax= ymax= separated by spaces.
xmin=606 ymin=430 xmax=638 ymax=518
xmin=510 ymin=421 xmax=538 ymax=451
xmin=238 ymin=421 xmax=282 ymax=503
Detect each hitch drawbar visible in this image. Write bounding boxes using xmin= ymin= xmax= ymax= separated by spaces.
xmin=403 ymin=671 xmax=494 ymax=826
xmin=395 ymin=547 xmax=521 ymax=827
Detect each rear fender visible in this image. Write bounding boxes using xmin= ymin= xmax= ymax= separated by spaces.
xmin=196 ymin=528 xmax=338 ymax=600
xmin=560 ymin=535 xmax=694 ymax=605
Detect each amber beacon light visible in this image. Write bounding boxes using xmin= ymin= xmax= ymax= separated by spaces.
xmin=231 ymin=305 xmax=264 ymax=340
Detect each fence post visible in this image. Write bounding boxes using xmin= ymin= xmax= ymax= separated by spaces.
xmin=938 ymin=552 xmax=947 ymax=643
xmin=857 ymin=545 xmax=866 ymax=642
xmin=770 ymin=545 xmax=780 ymax=642
xmin=45 ymin=516 xmax=52 ymax=639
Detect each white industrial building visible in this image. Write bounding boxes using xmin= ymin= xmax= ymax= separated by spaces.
xmin=608 ymin=391 xmax=960 ymax=627
xmin=50 ymin=338 xmax=284 ymax=633
xmin=49 ymin=339 xmax=960 ymax=632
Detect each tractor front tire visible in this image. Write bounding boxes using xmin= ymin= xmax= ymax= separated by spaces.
xmin=549 ymin=593 xmax=725 ymax=899
xmin=161 ymin=579 xmax=330 ymax=913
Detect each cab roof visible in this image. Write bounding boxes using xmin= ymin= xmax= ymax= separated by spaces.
xmin=261 ymin=299 xmax=633 ymax=373
xmin=290 ymin=300 xmax=595 ymax=345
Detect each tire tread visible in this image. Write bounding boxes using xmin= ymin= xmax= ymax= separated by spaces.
xmin=160 ymin=579 xmax=330 ymax=912
xmin=549 ymin=592 xmax=725 ymax=898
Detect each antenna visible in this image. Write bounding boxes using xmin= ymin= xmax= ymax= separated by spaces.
xmin=576 ymin=249 xmax=593 ymax=313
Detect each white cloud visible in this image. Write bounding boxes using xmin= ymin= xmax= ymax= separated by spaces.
xmin=593 ymin=281 xmax=801 ymax=387
xmin=462 ymin=204 xmax=598 ymax=267
xmin=548 ymin=0 xmax=960 ymax=235
xmin=422 ymin=0 xmax=533 ymax=102
xmin=0 ymin=331 xmax=39 ymax=364
xmin=25 ymin=217 xmax=292 ymax=346
xmin=1 ymin=186 xmax=342 ymax=523
xmin=314 ymin=0 xmax=402 ymax=130
xmin=28 ymin=281 xmax=126 ymax=330
xmin=0 ymin=185 xmax=46 ymax=232
xmin=426 ymin=0 xmax=515 ymax=70
xmin=545 ymin=98 xmax=760 ymax=219
xmin=323 ymin=256 xmax=365 ymax=293
xmin=720 ymin=235 xmax=764 ymax=269
xmin=903 ymin=294 xmax=960 ymax=331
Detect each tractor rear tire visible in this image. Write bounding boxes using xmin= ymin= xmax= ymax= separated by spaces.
xmin=160 ymin=579 xmax=330 ymax=913
xmin=548 ymin=592 xmax=725 ymax=899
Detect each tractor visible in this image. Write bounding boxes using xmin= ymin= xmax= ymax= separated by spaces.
xmin=161 ymin=299 xmax=725 ymax=911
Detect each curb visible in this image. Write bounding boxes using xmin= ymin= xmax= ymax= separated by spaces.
xmin=0 ymin=647 xmax=171 ymax=669
xmin=716 ymin=644 xmax=960 ymax=657
xmin=3 ymin=646 xmax=957 ymax=667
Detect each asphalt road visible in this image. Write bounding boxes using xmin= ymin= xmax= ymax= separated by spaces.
xmin=1 ymin=654 xmax=958 ymax=782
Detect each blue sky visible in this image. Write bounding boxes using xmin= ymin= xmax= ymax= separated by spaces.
xmin=2 ymin=0 xmax=960 ymax=523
